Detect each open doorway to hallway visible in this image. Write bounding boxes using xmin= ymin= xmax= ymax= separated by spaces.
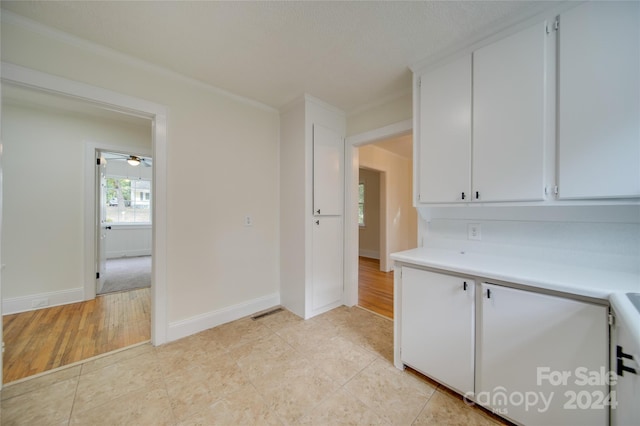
xmin=1 ymin=83 xmax=153 ymax=383
xmin=356 ymin=134 xmax=417 ymax=319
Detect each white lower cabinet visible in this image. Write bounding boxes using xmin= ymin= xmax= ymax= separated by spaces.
xmin=401 ymin=267 xmax=475 ymax=394
xmin=399 ymin=267 xmax=610 ymax=425
xmin=478 ymin=283 xmax=609 ymax=426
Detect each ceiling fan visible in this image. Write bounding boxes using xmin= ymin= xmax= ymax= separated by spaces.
xmin=105 ymin=152 xmax=152 ymax=167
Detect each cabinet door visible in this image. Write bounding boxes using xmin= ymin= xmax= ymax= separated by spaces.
xmin=473 ymin=22 xmax=547 ymax=202
xmin=401 ymin=267 xmax=475 ymax=394
xmin=557 ymin=2 xmax=640 ymax=199
xmin=418 ymin=55 xmax=472 ymax=203
xmin=313 ymin=124 xmax=344 ymax=216
xmin=611 ymin=311 xmax=640 ymax=426
xmin=311 ymin=216 xmax=343 ymax=312
xmin=478 ymin=283 xmax=608 ymax=426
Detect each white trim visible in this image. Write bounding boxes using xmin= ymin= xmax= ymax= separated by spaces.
xmin=3 ymin=288 xmax=84 ymax=315
xmin=348 ymin=119 xmax=412 ymax=146
xmin=344 ymin=120 xmax=413 ymax=307
xmin=1 ymin=11 xmax=277 ymax=114
xmin=167 ymin=293 xmax=281 ymax=342
xmin=1 ymin=62 xmax=169 ymax=350
xmin=107 ymin=250 xmax=152 ymax=259
xmin=347 ymin=88 xmax=412 ymax=117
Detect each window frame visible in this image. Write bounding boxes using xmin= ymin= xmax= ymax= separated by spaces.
xmin=105 ymin=176 xmax=152 ymax=225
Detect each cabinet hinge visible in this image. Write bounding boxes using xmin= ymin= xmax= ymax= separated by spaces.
xmin=545 ymin=23 xmax=550 ymax=35
xmin=554 ymin=19 xmax=559 ymax=32
xmin=96 ymin=272 xmax=100 ymax=279
xmin=96 ymin=158 xmax=101 ymax=166
xmin=609 ymin=313 xmax=615 ymax=326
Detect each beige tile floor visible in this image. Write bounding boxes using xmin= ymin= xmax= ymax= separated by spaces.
xmin=0 ymin=306 xmax=506 ymax=425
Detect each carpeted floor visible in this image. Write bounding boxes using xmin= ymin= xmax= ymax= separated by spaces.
xmin=99 ymin=255 xmax=151 ymax=294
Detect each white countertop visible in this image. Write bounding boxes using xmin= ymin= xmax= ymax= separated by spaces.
xmin=391 ymin=247 xmax=640 ymax=300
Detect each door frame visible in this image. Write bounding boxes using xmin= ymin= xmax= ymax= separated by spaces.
xmin=0 ymin=63 xmax=169 ymax=365
xmin=343 ymin=119 xmax=412 ymax=307
xmin=87 ymin=145 xmax=153 ymax=298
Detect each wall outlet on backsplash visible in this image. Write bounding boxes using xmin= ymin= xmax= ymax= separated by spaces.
xmin=468 ymin=223 xmax=482 ymax=241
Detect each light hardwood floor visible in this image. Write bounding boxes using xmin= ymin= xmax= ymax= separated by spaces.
xmin=3 ymin=288 xmax=150 ymax=383
xmin=3 ymin=258 xmax=390 ymax=383
xmin=358 ymin=256 xmax=394 ymax=319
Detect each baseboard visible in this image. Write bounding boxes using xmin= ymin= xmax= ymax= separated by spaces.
xmin=359 ymin=249 xmax=380 ymax=259
xmin=167 ymin=292 xmax=281 ymax=342
xmin=106 ymin=250 xmax=152 ymax=258
xmin=3 ymin=288 xmax=84 ymax=315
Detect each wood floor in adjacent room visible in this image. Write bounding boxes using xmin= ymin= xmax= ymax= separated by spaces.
xmin=358 ymin=256 xmax=394 ymax=319
xmin=2 ymin=287 xmax=150 ymax=383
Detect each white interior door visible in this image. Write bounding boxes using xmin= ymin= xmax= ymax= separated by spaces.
xmin=96 ymin=152 xmax=108 ymax=293
xmin=311 ymin=216 xmax=343 ymax=312
xmin=313 ymin=124 xmax=344 ymax=216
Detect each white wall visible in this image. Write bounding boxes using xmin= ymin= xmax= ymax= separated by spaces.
xmin=358 ymin=168 xmax=381 ymax=259
xmin=347 ymin=92 xmax=412 ymax=137
xmin=106 ymin=226 xmax=152 ymax=258
xmin=420 ymin=205 xmax=640 ymax=276
xmin=359 ymin=144 xmax=417 ymax=271
xmin=1 ymin=103 xmax=151 ymax=309
xmin=1 ymin=16 xmax=281 ymax=328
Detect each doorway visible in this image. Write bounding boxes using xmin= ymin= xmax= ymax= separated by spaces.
xmin=96 ymin=150 xmax=153 ymax=296
xmin=357 ymin=167 xmax=395 ymax=318
xmin=344 ymin=119 xmax=416 ymax=314
xmin=1 ymin=63 xmax=168 ymax=386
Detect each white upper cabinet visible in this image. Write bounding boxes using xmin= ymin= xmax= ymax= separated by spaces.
xmin=418 ymin=55 xmax=472 ymax=203
xmin=415 ymin=21 xmax=549 ymax=205
xmin=473 ymin=22 xmax=548 ymax=202
xmin=313 ymin=123 xmax=344 ymax=215
xmin=557 ymin=1 xmax=640 ymax=199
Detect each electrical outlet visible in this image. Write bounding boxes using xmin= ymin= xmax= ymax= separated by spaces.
xmin=468 ymin=223 xmax=481 ymax=241
xmin=244 ymin=215 xmax=253 ymax=227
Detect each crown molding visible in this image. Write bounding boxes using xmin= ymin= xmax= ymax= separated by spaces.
xmin=346 ymin=87 xmax=412 ymax=118
xmin=1 ymin=10 xmax=278 ymax=114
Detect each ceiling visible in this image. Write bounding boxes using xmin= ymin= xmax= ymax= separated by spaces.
xmin=1 ymin=1 xmax=558 ymax=113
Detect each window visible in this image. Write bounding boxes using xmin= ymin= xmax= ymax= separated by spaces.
xmin=105 ymin=177 xmax=151 ymax=224
xmin=358 ymin=182 xmax=365 ymax=227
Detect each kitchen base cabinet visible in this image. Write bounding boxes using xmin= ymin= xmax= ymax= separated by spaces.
xmin=610 ymin=301 xmax=640 ymax=426
xmin=477 ymin=283 xmax=609 ymax=426
xmin=401 ymin=267 xmax=475 ymax=394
